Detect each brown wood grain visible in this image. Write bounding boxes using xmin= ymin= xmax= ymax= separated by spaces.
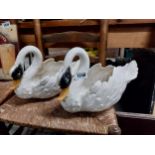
xmin=117 ymin=112 xmax=155 ymax=135
xmin=0 ymin=81 xmax=14 ymax=105
xmin=0 ymin=60 xmax=1 ymax=68
xmin=18 ymin=20 xmax=99 ymax=28
xmin=0 ymin=95 xmax=120 ymax=134
xmin=43 ymin=31 xmax=99 ymax=43
xmin=34 ymin=19 xmax=44 ymax=57
xmin=20 ymin=34 xmax=35 ymax=44
xmin=0 ymin=44 xmax=16 ymax=76
xmin=17 ymin=19 xmax=155 ymax=29
xmin=109 ymin=19 xmax=155 ymax=25
xmin=20 ymin=25 xmax=155 ymax=48
xmin=44 ymin=42 xmax=99 ymax=49
xmin=99 ymin=20 xmax=108 ymax=66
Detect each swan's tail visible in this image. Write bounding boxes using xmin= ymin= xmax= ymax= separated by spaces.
xmin=116 ymin=60 xmax=138 ymax=83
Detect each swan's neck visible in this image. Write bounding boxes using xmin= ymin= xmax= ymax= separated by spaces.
xmin=64 ymin=47 xmax=90 ymax=76
xmin=15 ymin=46 xmax=43 ymax=81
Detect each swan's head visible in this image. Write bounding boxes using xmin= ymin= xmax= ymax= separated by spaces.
xmin=56 ymin=66 xmax=72 ymax=101
xmin=10 ymin=45 xmax=43 ymax=90
xmin=10 ymin=63 xmax=24 ymax=90
xmin=59 ymin=67 xmax=72 ymax=89
xmin=56 ymin=47 xmax=90 ymax=102
xmin=10 ymin=64 xmax=23 ymax=80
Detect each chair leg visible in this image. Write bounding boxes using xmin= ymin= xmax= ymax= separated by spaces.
xmin=108 ymin=125 xmax=121 ymax=135
xmin=33 ymin=19 xmax=44 ymax=58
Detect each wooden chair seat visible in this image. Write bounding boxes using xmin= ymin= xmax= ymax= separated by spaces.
xmin=0 ymin=81 xmax=13 ymax=105
xmin=0 ymin=95 xmax=121 ymax=134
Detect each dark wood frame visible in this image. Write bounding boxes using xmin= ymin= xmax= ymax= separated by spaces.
xmin=17 ymin=19 xmax=155 ymax=48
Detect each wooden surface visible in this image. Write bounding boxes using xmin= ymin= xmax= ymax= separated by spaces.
xmin=17 ymin=19 xmax=155 ymax=28
xmin=34 ymin=19 xmax=44 ymax=57
xmin=0 ymin=44 xmax=15 ymax=79
xmin=0 ymin=95 xmax=120 ymax=134
xmin=1 ymin=81 xmax=155 ymax=134
xmin=0 ymin=81 xmax=13 ymax=105
xmin=43 ymin=31 xmax=99 ymax=43
xmin=99 ymin=20 xmax=108 ymax=66
xmin=18 ymin=20 xmax=99 ymax=28
xmin=20 ymin=26 xmax=155 ymax=48
xmin=117 ymin=112 xmax=155 ymax=135
xmin=109 ymin=19 xmax=155 ymax=25
xmin=17 ymin=19 xmax=155 ymax=48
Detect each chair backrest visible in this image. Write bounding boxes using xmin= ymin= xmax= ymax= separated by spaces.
xmin=33 ymin=19 xmax=109 ymax=66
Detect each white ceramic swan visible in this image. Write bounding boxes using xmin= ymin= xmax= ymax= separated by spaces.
xmin=9 ymin=45 xmax=65 ymax=99
xmin=57 ymin=47 xmax=138 ymax=113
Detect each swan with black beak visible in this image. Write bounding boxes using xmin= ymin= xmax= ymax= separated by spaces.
xmin=57 ymin=47 xmax=138 ymax=113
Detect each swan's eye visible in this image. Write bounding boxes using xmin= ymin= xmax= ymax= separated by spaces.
xmin=59 ymin=67 xmax=72 ymax=89
xmin=11 ymin=64 xmax=23 ymax=80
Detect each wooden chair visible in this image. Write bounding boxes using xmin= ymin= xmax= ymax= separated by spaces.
xmin=0 ymin=19 xmax=121 ymax=135
xmin=33 ymin=19 xmax=108 ymax=66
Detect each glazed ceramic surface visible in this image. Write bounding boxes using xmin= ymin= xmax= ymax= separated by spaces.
xmin=60 ymin=48 xmax=138 ymax=112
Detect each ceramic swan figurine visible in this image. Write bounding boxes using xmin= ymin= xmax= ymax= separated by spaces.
xmin=9 ymin=45 xmax=64 ymax=99
xmin=57 ymin=47 xmax=138 ymax=113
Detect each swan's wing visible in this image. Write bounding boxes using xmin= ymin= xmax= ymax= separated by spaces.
xmin=34 ymin=75 xmax=57 ymax=90
xmin=82 ymin=60 xmax=138 ymax=112
xmin=32 ymin=59 xmax=62 ymax=96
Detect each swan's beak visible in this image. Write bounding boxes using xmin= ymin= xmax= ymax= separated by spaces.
xmin=56 ymin=87 xmax=70 ymax=102
xmin=11 ymin=80 xmax=21 ymax=90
